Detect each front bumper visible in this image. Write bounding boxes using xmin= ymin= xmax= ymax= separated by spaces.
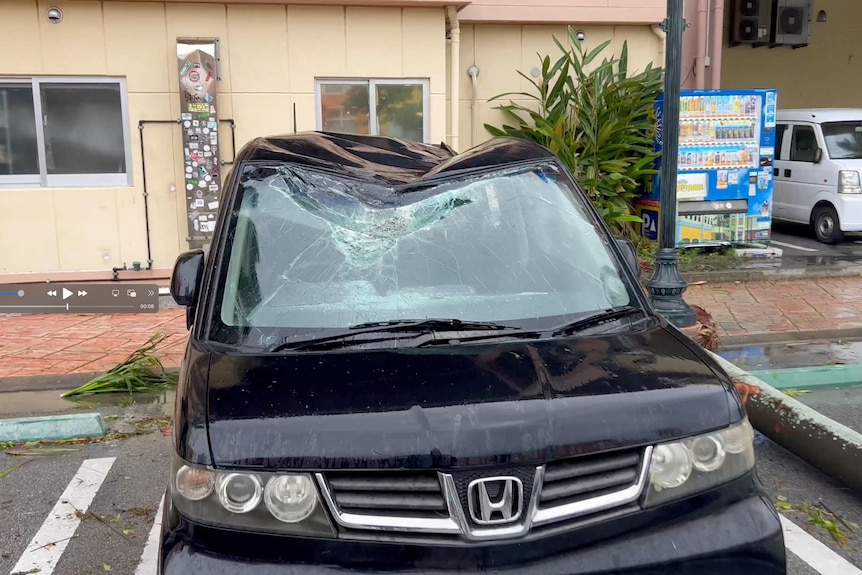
xmin=159 ymin=478 xmax=785 ymax=575
xmin=837 ymin=195 xmax=862 ymax=231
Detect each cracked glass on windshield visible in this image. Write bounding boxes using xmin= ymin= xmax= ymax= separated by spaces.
xmin=211 ymin=162 xmax=633 ymax=346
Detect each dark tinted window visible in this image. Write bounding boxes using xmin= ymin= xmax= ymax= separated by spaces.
xmin=775 ymin=124 xmax=788 ymax=160
xmin=790 ymin=125 xmax=818 ymax=162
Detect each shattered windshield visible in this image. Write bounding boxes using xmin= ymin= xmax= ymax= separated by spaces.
xmin=210 ymin=162 xmax=634 ymax=346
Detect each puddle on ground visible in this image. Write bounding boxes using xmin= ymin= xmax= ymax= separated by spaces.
xmin=721 ymin=339 xmax=862 ymax=371
xmin=0 ymin=389 xmax=174 ymax=418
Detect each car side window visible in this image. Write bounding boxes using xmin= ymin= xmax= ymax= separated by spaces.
xmin=790 ymin=125 xmax=818 ymax=162
xmin=775 ymin=124 xmax=789 ymax=160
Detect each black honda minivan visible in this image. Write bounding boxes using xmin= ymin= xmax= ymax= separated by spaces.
xmin=160 ymin=132 xmax=785 ymax=574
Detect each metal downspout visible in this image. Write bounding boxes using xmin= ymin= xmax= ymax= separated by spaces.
xmin=710 ymin=0 xmax=724 ymax=88
xmin=696 ymin=0 xmax=708 ymax=89
xmin=446 ymin=6 xmax=460 ymax=151
xmin=651 ymin=23 xmax=666 ymax=62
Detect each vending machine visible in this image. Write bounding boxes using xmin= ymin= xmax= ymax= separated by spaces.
xmin=636 ymin=88 xmax=778 ymax=247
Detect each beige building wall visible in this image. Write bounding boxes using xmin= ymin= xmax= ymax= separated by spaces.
xmin=0 ymin=1 xmax=446 ymax=275
xmin=456 ymin=23 xmax=664 ymax=149
xmin=720 ymin=0 xmax=854 ymax=108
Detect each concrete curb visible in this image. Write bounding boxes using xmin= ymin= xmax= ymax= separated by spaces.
xmin=682 ymin=263 xmax=862 ymax=284
xmin=0 ymin=368 xmax=181 ymax=394
xmin=708 ymin=351 xmax=862 ymax=493
xmin=721 ymin=328 xmax=862 ymax=348
xmin=750 ymin=364 xmax=862 ymax=390
xmin=0 ymin=413 xmax=107 ymax=443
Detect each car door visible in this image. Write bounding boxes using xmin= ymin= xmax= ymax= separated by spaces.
xmin=771 ymin=124 xmax=791 ymax=220
xmin=782 ymin=123 xmax=822 ymax=223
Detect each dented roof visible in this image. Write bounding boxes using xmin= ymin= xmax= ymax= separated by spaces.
xmin=237 ymin=131 xmax=557 ymax=185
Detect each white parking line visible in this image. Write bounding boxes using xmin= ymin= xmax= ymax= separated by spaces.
xmin=770 ymin=240 xmax=820 ymax=252
xmin=781 ymin=515 xmax=862 ymax=575
xmin=10 ymin=457 xmax=116 ymax=575
xmin=135 ymin=494 xmax=165 ymax=575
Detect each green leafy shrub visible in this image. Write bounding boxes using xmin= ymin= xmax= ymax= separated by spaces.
xmin=485 ymin=26 xmax=663 ymax=235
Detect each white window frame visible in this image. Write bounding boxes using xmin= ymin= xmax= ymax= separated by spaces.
xmin=314 ymin=79 xmax=431 ymax=143
xmin=0 ymin=76 xmax=133 ymax=188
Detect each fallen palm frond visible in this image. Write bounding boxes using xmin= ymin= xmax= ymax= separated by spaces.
xmin=61 ymin=332 xmax=179 ymax=397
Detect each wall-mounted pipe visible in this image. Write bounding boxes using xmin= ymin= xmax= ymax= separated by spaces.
xmin=446 ymin=6 xmax=460 ymax=151
xmin=710 ymin=0 xmax=724 ymax=89
xmin=651 ymin=23 xmax=666 ymax=63
xmin=138 ymin=119 xmax=179 ymax=270
xmin=137 ymin=119 xmax=238 ymax=270
xmin=467 ymin=65 xmax=480 ymax=147
xmin=695 ymin=0 xmax=708 ymax=89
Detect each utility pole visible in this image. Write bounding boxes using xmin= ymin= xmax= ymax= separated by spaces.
xmin=645 ymin=0 xmax=697 ymax=328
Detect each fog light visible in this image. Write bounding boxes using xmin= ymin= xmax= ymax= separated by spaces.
xmin=176 ymin=465 xmax=214 ymax=501
xmin=649 ymin=443 xmax=692 ymax=489
xmin=689 ymin=435 xmax=726 ymax=472
xmin=264 ymin=475 xmax=318 ymax=523
xmin=217 ymin=473 xmax=263 ymax=513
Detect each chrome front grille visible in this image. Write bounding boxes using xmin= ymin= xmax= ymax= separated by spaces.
xmin=315 ymin=446 xmax=652 ymax=543
xmin=531 ymin=447 xmax=647 ymax=528
xmin=540 ymin=449 xmax=642 ymax=507
xmin=326 ymin=472 xmax=448 ymax=517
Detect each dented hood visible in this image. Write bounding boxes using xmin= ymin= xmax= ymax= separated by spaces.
xmin=204 ymin=322 xmax=738 ymax=470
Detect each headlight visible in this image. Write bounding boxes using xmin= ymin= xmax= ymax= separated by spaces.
xmin=217 ymin=473 xmax=263 ymax=514
xmin=839 ymin=170 xmax=862 ymax=194
xmin=644 ymin=418 xmax=755 ymax=507
xmin=170 ymin=454 xmax=336 ymax=537
xmin=265 ymin=475 xmax=318 ymax=523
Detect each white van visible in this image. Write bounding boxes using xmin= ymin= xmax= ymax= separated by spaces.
xmin=773 ymin=109 xmax=862 ymax=243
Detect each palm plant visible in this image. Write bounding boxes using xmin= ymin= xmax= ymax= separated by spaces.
xmin=485 ymin=27 xmax=664 ymax=235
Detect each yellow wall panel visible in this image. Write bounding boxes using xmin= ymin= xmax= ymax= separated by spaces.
xmin=0 ymin=0 xmax=43 ymax=74
xmin=288 ymin=5 xmax=346 ymax=92
xmin=403 ymin=8 xmax=446 ymax=91
xmin=227 ymin=5 xmax=290 ymax=94
xmin=0 ymin=190 xmax=59 ymax=273
xmin=37 ymin=0 xmax=107 ymax=75
xmin=232 ymin=94 xmax=294 ymax=148
xmin=52 ymin=187 xmax=120 ymax=271
xmin=104 ymin=2 xmax=169 ymax=93
xmin=345 ymin=7 xmax=403 ymax=77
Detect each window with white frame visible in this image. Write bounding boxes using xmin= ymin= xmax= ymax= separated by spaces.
xmin=0 ymin=78 xmax=132 ymax=187
xmin=315 ymin=79 xmax=430 ymax=143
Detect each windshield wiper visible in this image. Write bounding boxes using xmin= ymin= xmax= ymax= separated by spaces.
xmin=550 ymin=306 xmax=645 ymax=337
xmin=349 ymin=318 xmax=521 ymax=331
xmin=269 ymin=318 xmax=531 ymax=352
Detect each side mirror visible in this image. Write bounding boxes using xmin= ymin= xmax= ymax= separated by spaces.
xmin=170 ymin=249 xmax=204 ymax=329
xmin=815 ymin=147 xmax=823 ymax=163
xmin=614 ymin=237 xmax=641 ymax=278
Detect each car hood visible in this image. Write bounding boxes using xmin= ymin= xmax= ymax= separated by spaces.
xmin=205 ymin=321 xmax=737 ymax=469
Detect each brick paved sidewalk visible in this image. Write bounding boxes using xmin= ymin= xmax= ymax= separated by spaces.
xmin=685 ymin=277 xmax=862 ymax=341
xmin=1 ymin=277 xmax=861 ymax=378
xmin=0 ymin=310 xmax=187 ymax=378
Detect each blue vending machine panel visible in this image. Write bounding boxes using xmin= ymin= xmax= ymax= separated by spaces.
xmin=638 ymin=89 xmax=778 ymax=246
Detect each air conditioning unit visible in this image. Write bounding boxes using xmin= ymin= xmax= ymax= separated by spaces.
xmin=771 ymin=0 xmax=812 ymax=47
xmin=730 ymin=0 xmax=772 ymax=45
